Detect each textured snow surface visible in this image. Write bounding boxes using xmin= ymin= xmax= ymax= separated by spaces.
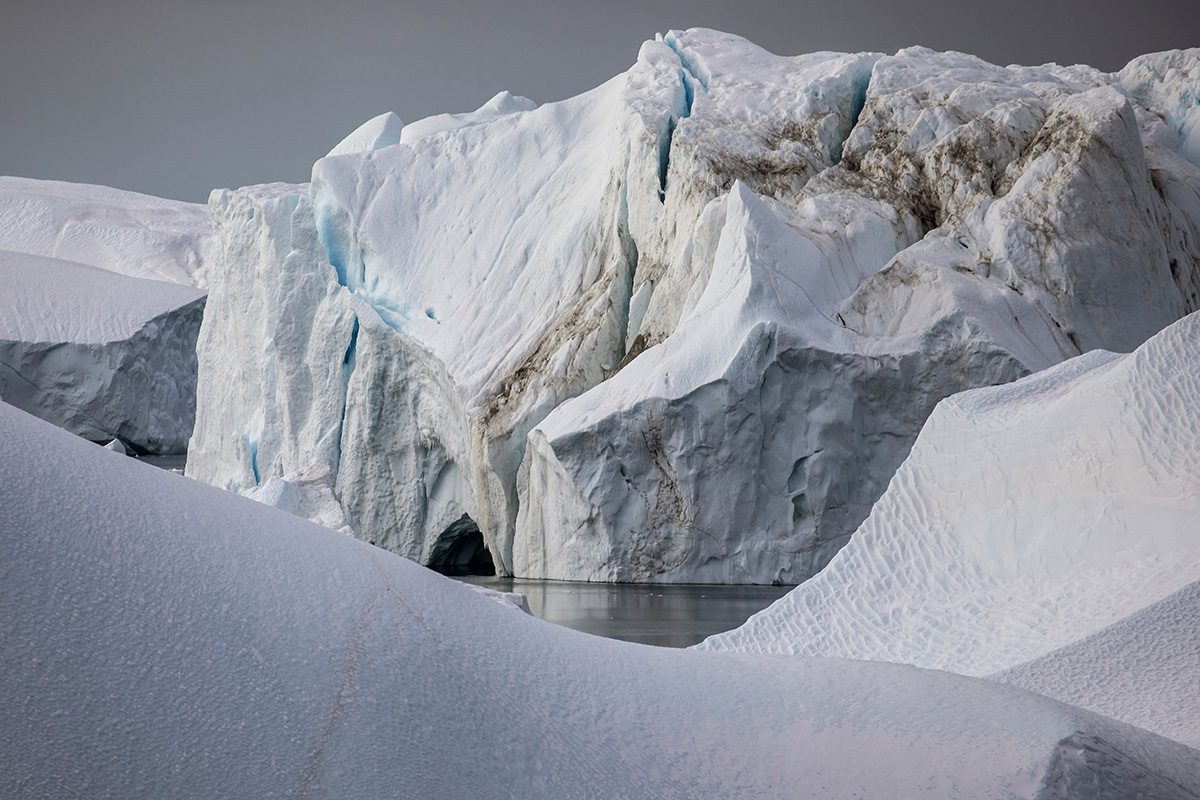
xmin=4 ymin=400 xmax=1200 ymax=799
xmin=0 ymin=249 xmax=205 ymax=452
xmin=0 ymin=176 xmax=210 ymax=287
xmin=189 ymin=30 xmax=1200 ymax=582
xmin=702 ymin=312 xmax=1200 ymax=745
xmin=992 ymin=580 xmax=1200 ymax=749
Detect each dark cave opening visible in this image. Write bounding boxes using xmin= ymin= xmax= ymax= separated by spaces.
xmin=426 ymin=514 xmax=496 ymax=576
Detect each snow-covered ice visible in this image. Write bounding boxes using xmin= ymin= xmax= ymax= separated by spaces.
xmin=701 ymin=311 xmax=1200 ymax=747
xmin=188 ymin=31 xmax=1200 ymax=583
xmin=0 ymin=176 xmax=210 ymax=288
xmin=4 ymin=398 xmax=1199 ymax=798
xmin=0 ymin=249 xmax=205 ymax=453
xmin=1120 ymin=49 xmax=1200 ymax=169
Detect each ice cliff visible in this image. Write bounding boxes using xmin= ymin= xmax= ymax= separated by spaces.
xmin=187 ymin=30 xmax=1200 ymax=582
xmin=701 ymin=311 xmax=1200 ymax=748
xmin=4 ymin=398 xmax=1199 ymax=798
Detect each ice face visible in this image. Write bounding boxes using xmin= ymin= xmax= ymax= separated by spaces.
xmin=5 ymin=399 xmax=1200 ymax=797
xmin=189 ymin=29 xmax=1200 ymax=584
xmin=1120 ymin=48 xmax=1200 ymax=170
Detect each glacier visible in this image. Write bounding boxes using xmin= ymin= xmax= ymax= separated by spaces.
xmin=187 ymin=30 xmax=1200 ymax=582
xmin=700 ymin=310 xmax=1200 ymax=748
xmin=3 ymin=397 xmax=1198 ymax=798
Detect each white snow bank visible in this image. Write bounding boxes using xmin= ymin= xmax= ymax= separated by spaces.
xmin=0 ymin=249 xmax=205 ymax=452
xmin=398 ymin=90 xmax=537 ymax=144
xmin=0 ymin=176 xmax=210 ymax=287
xmin=3 ymin=399 xmax=1198 ymax=798
xmin=701 ymin=311 xmax=1200 ymax=743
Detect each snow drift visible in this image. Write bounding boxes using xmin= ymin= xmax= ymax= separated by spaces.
xmin=701 ymin=311 xmax=1200 ymax=748
xmin=3 ymin=399 xmax=1199 ymax=798
xmin=188 ymin=31 xmax=1200 ymax=582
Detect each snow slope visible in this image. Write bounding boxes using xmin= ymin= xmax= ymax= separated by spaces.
xmin=3 ymin=399 xmax=1199 ymax=798
xmin=0 ymin=176 xmax=210 ymax=287
xmin=0 ymin=249 xmax=205 ymax=452
xmin=188 ymin=31 xmax=1200 ymax=582
xmin=992 ymin=580 xmax=1200 ymax=749
xmin=701 ymin=311 xmax=1200 ymax=746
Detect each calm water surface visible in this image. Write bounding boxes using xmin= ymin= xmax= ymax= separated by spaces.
xmin=455 ymin=576 xmax=795 ymax=648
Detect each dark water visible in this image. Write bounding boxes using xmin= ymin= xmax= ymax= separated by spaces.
xmin=455 ymin=576 xmax=794 ymax=648
xmin=135 ymin=453 xmax=187 ymax=472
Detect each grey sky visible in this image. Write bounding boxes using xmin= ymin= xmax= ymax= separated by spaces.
xmin=3 ymin=0 xmax=1195 ymax=203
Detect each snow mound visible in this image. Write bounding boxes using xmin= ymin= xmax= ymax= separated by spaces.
xmin=325 ymin=111 xmax=404 ymax=157
xmin=398 ymin=90 xmax=537 ymax=144
xmin=188 ymin=30 xmax=1200 ymax=582
xmin=701 ymin=311 xmax=1200 ymax=744
xmin=0 ymin=249 xmax=205 ymax=453
xmin=3 ymin=399 xmax=1198 ymax=798
xmin=0 ymin=176 xmax=211 ymax=287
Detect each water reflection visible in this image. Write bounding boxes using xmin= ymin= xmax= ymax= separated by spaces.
xmin=455 ymin=576 xmax=794 ymax=648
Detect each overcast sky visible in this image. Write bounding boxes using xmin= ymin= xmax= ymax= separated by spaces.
xmin=3 ymin=0 xmax=1196 ymax=203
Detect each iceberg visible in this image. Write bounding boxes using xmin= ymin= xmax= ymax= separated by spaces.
xmin=0 ymin=177 xmax=210 ymax=451
xmin=700 ymin=311 xmax=1200 ymax=747
xmin=4 ymin=398 xmax=1198 ymax=797
xmin=0 ymin=249 xmax=205 ymax=453
xmin=188 ymin=31 xmax=1200 ymax=582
